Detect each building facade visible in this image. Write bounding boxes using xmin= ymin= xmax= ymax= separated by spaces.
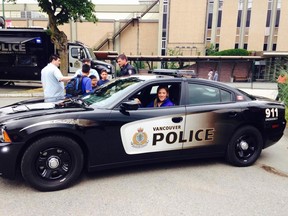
xmin=1 ymin=0 xmax=287 ymax=82
xmin=2 ymin=0 xmax=288 ymax=56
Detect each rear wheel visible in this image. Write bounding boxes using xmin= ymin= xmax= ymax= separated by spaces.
xmin=226 ymin=126 xmax=263 ymax=167
xmin=21 ymin=135 xmax=84 ymax=191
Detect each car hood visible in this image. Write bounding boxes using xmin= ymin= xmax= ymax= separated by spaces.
xmin=0 ymin=99 xmax=89 ymax=122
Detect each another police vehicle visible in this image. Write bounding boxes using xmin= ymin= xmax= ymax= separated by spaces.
xmin=0 ymin=28 xmax=114 ymax=85
xmin=0 ymin=75 xmax=286 ymax=191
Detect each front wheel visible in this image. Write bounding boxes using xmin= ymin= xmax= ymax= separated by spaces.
xmin=226 ymin=126 xmax=263 ymax=167
xmin=21 ymin=135 xmax=84 ymax=191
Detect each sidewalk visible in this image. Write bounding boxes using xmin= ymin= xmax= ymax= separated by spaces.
xmin=0 ymin=87 xmax=44 ymax=97
xmin=226 ymin=82 xmax=278 ymax=100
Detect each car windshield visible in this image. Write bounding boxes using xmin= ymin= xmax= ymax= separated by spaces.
xmin=87 ymin=47 xmax=96 ymax=59
xmin=82 ymin=77 xmax=144 ymax=108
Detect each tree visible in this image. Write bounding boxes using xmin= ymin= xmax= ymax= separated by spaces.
xmin=8 ymin=0 xmax=97 ymax=75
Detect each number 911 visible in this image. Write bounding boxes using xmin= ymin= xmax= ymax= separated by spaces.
xmin=265 ymin=108 xmax=278 ymax=118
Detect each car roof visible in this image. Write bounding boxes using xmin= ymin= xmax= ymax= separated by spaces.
xmin=120 ymin=74 xmax=238 ymax=90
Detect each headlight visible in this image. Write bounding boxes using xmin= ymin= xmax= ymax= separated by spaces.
xmin=0 ymin=127 xmax=11 ymax=143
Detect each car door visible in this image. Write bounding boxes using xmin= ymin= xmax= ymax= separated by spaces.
xmin=183 ymin=81 xmax=243 ymax=156
xmin=68 ymin=45 xmax=83 ymax=73
xmin=102 ymin=81 xmax=187 ymax=164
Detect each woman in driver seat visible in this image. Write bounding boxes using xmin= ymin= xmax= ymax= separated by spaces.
xmin=135 ymin=85 xmax=174 ymax=107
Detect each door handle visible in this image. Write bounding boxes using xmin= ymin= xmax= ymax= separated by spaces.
xmin=172 ymin=117 xmax=183 ymax=123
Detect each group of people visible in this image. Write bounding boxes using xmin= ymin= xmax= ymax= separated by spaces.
xmin=207 ymin=69 xmax=219 ymax=81
xmin=74 ymin=58 xmax=110 ymax=95
xmin=41 ymin=52 xmax=173 ymax=108
xmin=41 ymin=53 xmax=135 ymax=102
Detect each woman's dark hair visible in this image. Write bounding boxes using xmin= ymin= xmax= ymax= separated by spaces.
xmin=157 ymin=85 xmax=169 ymax=94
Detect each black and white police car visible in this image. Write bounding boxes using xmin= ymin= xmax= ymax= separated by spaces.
xmin=0 ymin=75 xmax=286 ymax=191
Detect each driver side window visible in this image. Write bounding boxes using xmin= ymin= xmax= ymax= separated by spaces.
xmin=131 ymin=82 xmax=181 ymax=108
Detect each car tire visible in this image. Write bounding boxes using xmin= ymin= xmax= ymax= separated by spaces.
xmin=21 ymin=135 xmax=84 ymax=191
xmin=226 ymin=126 xmax=263 ymax=167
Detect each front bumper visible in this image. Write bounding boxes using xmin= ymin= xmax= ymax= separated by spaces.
xmin=0 ymin=142 xmax=24 ymax=179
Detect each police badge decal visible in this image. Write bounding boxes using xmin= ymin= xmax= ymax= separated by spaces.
xmin=131 ymin=128 xmax=148 ymax=148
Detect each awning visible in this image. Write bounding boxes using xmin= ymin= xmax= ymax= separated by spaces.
xmin=0 ymin=36 xmax=37 ymax=44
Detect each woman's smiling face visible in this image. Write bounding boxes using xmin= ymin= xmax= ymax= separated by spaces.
xmin=158 ymin=88 xmax=168 ymax=102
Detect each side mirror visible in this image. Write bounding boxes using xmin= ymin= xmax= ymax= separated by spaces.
xmin=77 ymin=48 xmax=85 ymax=60
xmin=120 ymin=101 xmax=139 ymax=111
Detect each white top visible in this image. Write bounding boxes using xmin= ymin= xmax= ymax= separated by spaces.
xmin=74 ymin=68 xmax=100 ymax=80
xmin=41 ymin=63 xmax=65 ymax=102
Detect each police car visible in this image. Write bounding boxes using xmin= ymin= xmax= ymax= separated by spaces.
xmin=0 ymin=75 xmax=286 ymax=191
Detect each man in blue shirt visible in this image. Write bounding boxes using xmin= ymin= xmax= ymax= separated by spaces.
xmin=81 ymin=64 xmax=92 ymax=95
xmin=41 ymin=54 xmax=72 ymax=102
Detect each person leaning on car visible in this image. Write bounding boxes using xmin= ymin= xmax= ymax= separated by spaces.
xmin=117 ymin=54 xmax=136 ymax=77
xmin=41 ymin=54 xmax=72 ymax=102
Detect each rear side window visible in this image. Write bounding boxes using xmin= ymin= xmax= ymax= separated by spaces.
xmin=187 ymin=83 xmax=232 ymax=105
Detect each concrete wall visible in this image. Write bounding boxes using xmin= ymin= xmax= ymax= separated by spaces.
xmin=247 ymin=0 xmax=268 ymax=51
xmin=277 ymin=0 xmax=288 ymax=51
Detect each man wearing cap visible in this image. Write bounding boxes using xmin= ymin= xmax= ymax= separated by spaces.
xmin=74 ymin=58 xmax=100 ymax=80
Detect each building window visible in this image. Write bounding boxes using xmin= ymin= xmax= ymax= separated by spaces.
xmin=217 ymin=11 xmax=222 ymax=27
xmin=246 ymin=10 xmax=251 ymax=27
xmin=275 ymin=10 xmax=280 ymax=27
xmin=237 ymin=10 xmax=242 ymax=27
xmin=208 ymin=13 xmax=213 ymax=29
xmin=266 ymin=10 xmax=271 ymax=27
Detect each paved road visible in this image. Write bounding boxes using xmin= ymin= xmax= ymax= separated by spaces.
xmin=0 ymin=97 xmax=288 ymax=216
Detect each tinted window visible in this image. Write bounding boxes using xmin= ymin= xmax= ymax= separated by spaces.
xmin=187 ymin=83 xmax=232 ymax=105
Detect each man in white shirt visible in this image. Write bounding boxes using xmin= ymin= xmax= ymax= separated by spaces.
xmin=74 ymin=58 xmax=100 ymax=80
xmin=41 ymin=54 xmax=71 ymax=102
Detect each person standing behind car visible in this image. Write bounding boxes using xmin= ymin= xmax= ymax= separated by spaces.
xmin=41 ymin=54 xmax=72 ymax=102
xmin=89 ymin=75 xmax=98 ymax=90
xmin=117 ymin=54 xmax=136 ymax=77
xmin=81 ymin=64 xmax=93 ymax=95
xmin=74 ymin=58 xmax=100 ymax=80
xmin=213 ymin=70 xmax=219 ymax=81
xmin=97 ymin=69 xmax=110 ymax=86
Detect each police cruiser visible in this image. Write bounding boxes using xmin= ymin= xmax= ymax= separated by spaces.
xmin=0 ymin=75 xmax=286 ymax=191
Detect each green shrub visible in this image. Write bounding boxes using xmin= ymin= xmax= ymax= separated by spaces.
xmin=206 ymin=44 xmax=218 ymax=56
xmin=213 ymin=48 xmax=249 ymax=56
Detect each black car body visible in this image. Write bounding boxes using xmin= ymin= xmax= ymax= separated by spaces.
xmin=0 ymin=75 xmax=286 ymax=191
